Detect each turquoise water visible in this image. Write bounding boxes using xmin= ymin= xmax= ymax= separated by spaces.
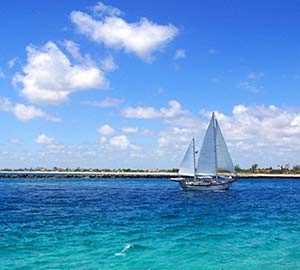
xmin=1 ymin=178 xmax=300 ymax=270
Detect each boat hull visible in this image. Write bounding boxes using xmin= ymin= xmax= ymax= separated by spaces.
xmin=179 ymin=180 xmax=232 ymax=191
xmin=171 ymin=176 xmax=235 ymax=191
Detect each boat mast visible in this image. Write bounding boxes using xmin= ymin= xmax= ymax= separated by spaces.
xmin=213 ymin=113 xmax=218 ymax=180
xmin=192 ymin=137 xmax=197 ymax=181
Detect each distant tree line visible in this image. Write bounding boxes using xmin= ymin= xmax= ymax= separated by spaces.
xmin=234 ymin=163 xmax=300 ymax=174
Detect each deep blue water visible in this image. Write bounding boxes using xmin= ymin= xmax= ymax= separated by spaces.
xmin=0 ymin=178 xmax=300 ymax=270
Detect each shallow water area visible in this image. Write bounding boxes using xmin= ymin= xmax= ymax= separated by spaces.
xmin=1 ymin=177 xmax=300 ymax=270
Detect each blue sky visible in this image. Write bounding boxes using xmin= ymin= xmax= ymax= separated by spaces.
xmin=1 ymin=1 xmax=300 ymax=169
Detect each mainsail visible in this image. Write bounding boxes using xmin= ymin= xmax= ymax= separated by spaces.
xmin=197 ymin=113 xmax=235 ymax=176
xmin=196 ymin=115 xmax=217 ymax=175
xmin=178 ymin=140 xmax=194 ymax=176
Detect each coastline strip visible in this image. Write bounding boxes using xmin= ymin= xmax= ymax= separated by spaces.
xmin=1 ymin=171 xmax=300 ymax=179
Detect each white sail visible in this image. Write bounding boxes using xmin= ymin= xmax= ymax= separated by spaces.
xmin=178 ymin=140 xmax=194 ymax=176
xmin=215 ymin=120 xmax=235 ymax=173
xmin=196 ymin=116 xmax=217 ymax=175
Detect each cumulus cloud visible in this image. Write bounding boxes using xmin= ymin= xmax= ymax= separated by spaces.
xmin=35 ymin=134 xmax=55 ymax=144
xmin=0 ymin=97 xmax=61 ymax=122
xmin=70 ymin=2 xmax=178 ymax=61
xmin=160 ymin=100 xmax=184 ymax=118
xmin=108 ymin=135 xmax=141 ymax=151
xmin=13 ymin=104 xmax=45 ymax=121
xmin=97 ymin=132 xmax=141 ymax=151
xmin=109 ymin=135 xmax=130 ymax=149
xmin=98 ymin=124 xmax=114 ymax=135
xmin=13 ymin=41 xmax=108 ymax=105
xmin=220 ymin=105 xmax=300 ymax=143
xmin=123 ymin=100 xmax=185 ymax=119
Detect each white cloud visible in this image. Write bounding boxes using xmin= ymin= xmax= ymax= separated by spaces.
xmin=174 ymin=49 xmax=186 ymax=60
xmin=70 ymin=2 xmax=178 ymax=61
xmin=35 ymin=134 xmax=55 ymax=144
xmin=160 ymin=100 xmax=184 ymax=118
xmin=98 ymin=124 xmax=114 ymax=135
xmin=8 ymin=57 xmax=18 ymax=68
xmin=99 ymin=133 xmax=141 ymax=151
xmin=291 ymin=115 xmax=300 ymax=127
xmin=100 ymin=55 xmax=118 ymax=71
xmin=232 ymin=104 xmax=248 ymax=115
xmin=158 ymin=127 xmax=194 ymax=148
xmin=122 ymin=127 xmax=139 ymax=133
xmin=108 ymin=134 xmax=141 ymax=151
xmin=123 ymin=100 xmax=185 ymax=119
xmin=99 ymin=136 xmax=107 ymax=144
xmin=63 ymin=40 xmax=83 ymax=60
xmin=155 ymin=127 xmax=197 ymax=162
xmin=4 ymin=102 xmax=300 ymax=169
xmin=13 ymin=41 xmax=108 ymax=105
xmin=109 ymin=135 xmax=130 ymax=149
xmin=92 ymin=1 xmax=122 ymax=17
xmin=13 ymin=104 xmax=45 ymax=121
xmin=0 ymin=97 xmax=61 ymax=122
xmin=4 ymin=104 xmax=300 ymax=169
xmin=82 ymin=97 xmax=124 ymax=108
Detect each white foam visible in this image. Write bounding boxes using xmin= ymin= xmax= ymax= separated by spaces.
xmin=115 ymin=243 xmax=133 ymax=256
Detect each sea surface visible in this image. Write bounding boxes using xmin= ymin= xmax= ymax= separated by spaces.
xmin=0 ymin=177 xmax=300 ymax=270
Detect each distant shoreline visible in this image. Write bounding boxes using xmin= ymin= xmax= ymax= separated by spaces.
xmin=1 ymin=171 xmax=300 ymax=179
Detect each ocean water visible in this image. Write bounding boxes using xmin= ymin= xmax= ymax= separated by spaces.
xmin=0 ymin=178 xmax=300 ymax=270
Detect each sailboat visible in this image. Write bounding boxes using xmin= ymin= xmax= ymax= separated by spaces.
xmin=171 ymin=112 xmax=236 ymax=191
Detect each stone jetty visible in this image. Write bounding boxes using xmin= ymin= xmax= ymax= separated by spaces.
xmin=1 ymin=171 xmax=300 ymax=179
